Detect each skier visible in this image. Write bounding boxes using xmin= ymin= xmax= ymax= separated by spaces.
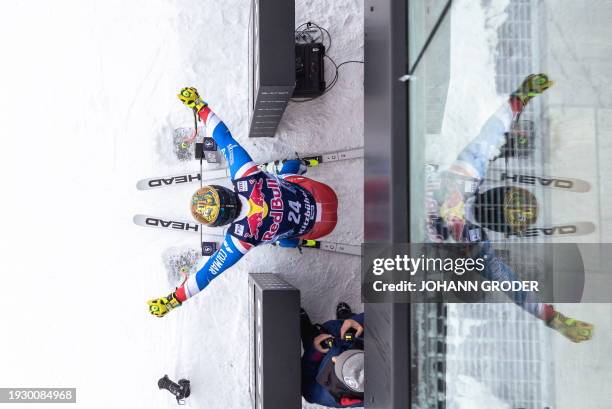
xmin=427 ymin=73 xmax=593 ymax=343
xmin=147 ymin=87 xmax=338 ymax=317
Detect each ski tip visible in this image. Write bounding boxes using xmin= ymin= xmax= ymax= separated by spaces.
xmin=133 ymin=214 xmax=155 ymax=225
xmin=136 ymin=180 xmax=151 ymax=190
xmin=573 ymin=183 xmax=592 ymax=193
xmin=136 ymin=180 xmax=155 ymax=190
xmin=581 ymin=221 xmax=597 ymax=234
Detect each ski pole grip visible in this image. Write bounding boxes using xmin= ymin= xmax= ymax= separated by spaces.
xmin=343 ymin=327 xmax=358 ymax=341
xmin=195 ymin=143 xmax=204 ymax=159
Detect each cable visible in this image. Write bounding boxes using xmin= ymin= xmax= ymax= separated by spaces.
xmin=290 ymin=56 xmax=363 ymax=103
xmin=336 ymin=60 xmax=366 ymax=68
xmin=295 ymin=21 xmax=331 ymax=52
xmin=325 ymin=59 xmax=364 ymax=95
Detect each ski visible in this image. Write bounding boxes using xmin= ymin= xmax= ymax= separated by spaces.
xmin=133 ymin=214 xmax=362 ymax=256
xmin=295 ymin=239 xmax=361 ymax=256
xmin=136 ymin=169 xmax=228 ymax=190
xmin=485 ymin=168 xmax=591 ymax=193
xmin=426 ymin=163 xmax=591 ymax=193
xmin=136 ymin=147 xmax=363 ymax=190
xmin=132 ymin=214 xmax=224 ymax=235
xmin=504 ymin=221 xmax=596 ymax=238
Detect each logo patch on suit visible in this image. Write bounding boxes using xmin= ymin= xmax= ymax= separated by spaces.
xmin=234 ymin=224 xmax=244 ymax=236
xmin=468 ymin=228 xmax=481 ymax=242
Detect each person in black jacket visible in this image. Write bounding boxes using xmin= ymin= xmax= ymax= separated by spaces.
xmin=300 ymin=303 xmax=364 ymax=407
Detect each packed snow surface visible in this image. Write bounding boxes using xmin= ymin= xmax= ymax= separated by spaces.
xmin=0 ymin=0 xmax=363 ymax=408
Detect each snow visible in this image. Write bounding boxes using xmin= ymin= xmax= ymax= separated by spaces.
xmin=0 ymin=0 xmax=363 ymax=408
xmin=451 ymin=376 xmax=510 ymax=409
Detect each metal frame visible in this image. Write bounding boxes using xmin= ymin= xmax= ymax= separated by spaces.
xmin=248 ymin=0 xmax=295 ymax=138
xmin=364 ymin=0 xmax=411 ymax=407
xmin=248 ymin=273 xmax=301 ymax=409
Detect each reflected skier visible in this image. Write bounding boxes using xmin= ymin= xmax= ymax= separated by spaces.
xmin=147 ymin=87 xmax=339 ymax=317
xmin=427 ymin=74 xmax=593 ymax=343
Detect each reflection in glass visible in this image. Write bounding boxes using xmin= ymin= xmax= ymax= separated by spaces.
xmin=408 ymin=0 xmax=451 ymax=67
xmin=408 ymin=0 xmax=612 ymax=408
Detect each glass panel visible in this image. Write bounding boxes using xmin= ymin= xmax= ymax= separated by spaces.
xmin=409 ymin=12 xmax=451 ymax=409
xmin=409 ymin=0 xmax=612 ymax=408
xmin=408 ymin=0 xmax=450 ymax=67
xmin=408 ymin=5 xmax=450 ymax=243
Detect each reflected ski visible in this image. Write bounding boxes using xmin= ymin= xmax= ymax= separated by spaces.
xmin=485 ymin=168 xmax=591 ymax=193
xmin=426 ymin=163 xmax=591 ymax=193
xmin=505 ymin=221 xmax=596 ymax=238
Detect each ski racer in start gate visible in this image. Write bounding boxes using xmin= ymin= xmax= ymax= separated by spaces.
xmin=147 ymin=87 xmax=339 ymax=317
xmin=428 ymin=73 xmax=593 ymax=343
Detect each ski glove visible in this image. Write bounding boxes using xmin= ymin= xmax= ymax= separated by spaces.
xmin=547 ymin=311 xmax=594 ymax=343
xmin=510 ymin=73 xmax=554 ymax=110
xmin=178 ymin=87 xmax=208 ymax=112
xmin=313 ymin=333 xmax=334 ymax=353
xmin=340 ymin=318 xmax=364 ymax=339
xmin=147 ymin=292 xmax=182 ymax=317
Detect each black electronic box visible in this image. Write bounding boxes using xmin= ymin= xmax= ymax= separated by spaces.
xmin=294 ymin=43 xmax=326 ymax=97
